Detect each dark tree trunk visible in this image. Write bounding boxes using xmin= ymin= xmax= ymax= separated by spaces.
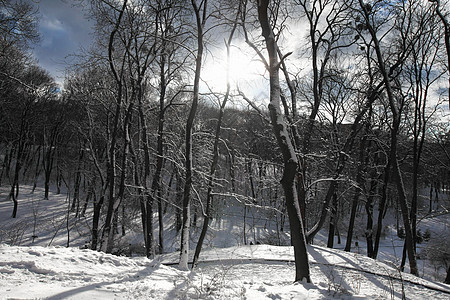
xmin=365 ymin=187 xmax=375 ymax=258
xmin=345 ymin=169 xmax=363 ymax=252
xmin=0 ymin=144 xmax=14 ymax=187
xmin=158 ymin=189 xmax=164 ymax=254
xmin=43 ymin=122 xmax=62 ymax=200
xmin=429 ymin=185 xmax=433 ymax=213
xmin=391 ymin=120 xmax=418 ymax=276
xmin=32 ymin=146 xmax=42 ymax=193
xmin=327 ymin=192 xmax=338 ymax=249
xmin=101 ymin=0 xmax=128 ymax=253
xmin=71 ymin=148 xmax=84 ymax=212
xmin=10 ymin=144 xmax=22 ymax=218
xmin=81 ymin=178 xmax=94 ymax=217
xmin=175 ymin=166 xmax=183 ymax=233
xmin=10 ymin=116 xmax=27 ymax=218
xmin=359 ymin=0 xmax=418 ymax=275
xmin=345 ymin=108 xmax=373 ymax=252
xmin=373 ymin=160 xmax=390 ymax=259
xmin=91 ymin=193 xmax=104 ymax=251
xmin=257 ymin=0 xmax=311 ymax=282
xmin=152 ymin=40 xmax=169 ymax=255
xmin=445 ymin=266 xmax=450 ymax=284
xmin=179 ymin=0 xmax=206 ymax=270
xmin=137 ymin=85 xmax=154 ymax=259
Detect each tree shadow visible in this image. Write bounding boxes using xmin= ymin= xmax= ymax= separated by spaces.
xmin=44 ymin=262 xmax=170 ymax=300
xmin=308 ymin=245 xmax=404 ymax=298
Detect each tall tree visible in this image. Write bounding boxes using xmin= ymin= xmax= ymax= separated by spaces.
xmin=255 ymin=0 xmax=311 ymax=283
xmin=179 ymin=0 xmax=208 ymax=270
xmin=192 ymin=1 xmax=241 ymax=269
xmin=357 ymin=0 xmax=419 ymax=275
xmin=99 ymin=0 xmax=129 ymax=253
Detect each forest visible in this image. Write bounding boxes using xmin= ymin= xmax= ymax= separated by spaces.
xmin=1 ymin=0 xmax=449 ymax=286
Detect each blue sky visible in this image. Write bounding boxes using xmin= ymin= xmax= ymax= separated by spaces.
xmin=30 ymin=0 xmax=94 ymax=85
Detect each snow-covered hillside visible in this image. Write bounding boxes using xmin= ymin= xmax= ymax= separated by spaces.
xmin=0 ymin=185 xmax=449 ymax=299
xmin=1 ymin=243 xmax=449 ymax=299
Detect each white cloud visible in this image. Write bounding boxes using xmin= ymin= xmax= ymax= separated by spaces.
xmin=41 ymin=17 xmax=65 ymax=32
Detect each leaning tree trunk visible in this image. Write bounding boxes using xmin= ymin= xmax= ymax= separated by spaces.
xmin=257 ymin=0 xmax=311 ymax=283
xmin=359 ymin=0 xmax=418 ymax=275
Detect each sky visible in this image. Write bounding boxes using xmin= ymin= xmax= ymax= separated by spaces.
xmin=29 ymin=0 xmax=95 ymax=86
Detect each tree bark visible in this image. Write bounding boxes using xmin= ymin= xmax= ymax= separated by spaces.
xmin=327 ymin=192 xmax=338 ymax=248
xmin=445 ymin=266 xmax=450 ymax=284
xmin=257 ymin=0 xmax=311 ymax=283
xmin=179 ymin=0 xmax=207 ymax=270
xmin=101 ymin=0 xmax=128 ymax=253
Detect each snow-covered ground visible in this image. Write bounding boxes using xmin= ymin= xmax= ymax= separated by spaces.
xmin=0 ymin=185 xmax=449 ymax=299
xmin=1 ymin=243 xmax=450 ymax=299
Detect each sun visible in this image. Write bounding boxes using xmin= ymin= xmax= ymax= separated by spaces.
xmin=202 ymin=43 xmax=266 ymax=94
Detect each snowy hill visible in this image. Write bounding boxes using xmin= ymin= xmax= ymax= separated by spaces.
xmin=0 ymin=185 xmax=449 ymax=299
xmin=1 ymin=243 xmax=449 ymax=299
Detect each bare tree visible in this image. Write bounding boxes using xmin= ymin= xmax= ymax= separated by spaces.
xmin=192 ymin=1 xmax=241 ymax=269
xmin=429 ymin=0 xmax=450 ymax=108
xmin=357 ymin=0 xmax=419 ymax=275
xmin=98 ymin=0 xmax=129 ymax=253
xmin=255 ymin=0 xmax=311 ymax=283
xmin=179 ymin=0 xmax=208 ymax=270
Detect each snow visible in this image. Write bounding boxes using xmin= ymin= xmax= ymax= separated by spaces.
xmin=0 ymin=244 xmax=181 ymax=299
xmin=1 ymin=243 xmax=449 ymax=299
xmin=0 ymin=185 xmax=449 ymax=299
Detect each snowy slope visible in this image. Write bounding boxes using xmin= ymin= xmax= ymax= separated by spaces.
xmin=1 ymin=243 xmax=449 ymax=299
xmin=1 ymin=185 xmax=449 ymax=299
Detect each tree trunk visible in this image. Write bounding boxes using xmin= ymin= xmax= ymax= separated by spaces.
xmin=257 ymin=0 xmax=311 ymax=282
xmin=10 ymin=116 xmax=27 ymax=218
xmin=175 ymin=167 xmax=183 ymax=233
xmin=158 ymin=189 xmax=164 ymax=254
xmin=152 ymin=41 xmax=168 ymax=255
xmin=359 ymin=0 xmax=418 ymax=275
xmin=0 ymin=144 xmax=14 ymax=187
xmin=91 ymin=193 xmax=104 ymax=250
xmin=81 ymin=177 xmax=93 ymax=217
xmin=372 ymin=160 xmax=390 ymax=259
xmin=179 ymin=0 xmax=206 ymax=270
xmin=192 ymin=15 xmax=238 ymax=267
xmin=365 ymin=185 xmax=375 ymax=258
xmin=71 ymin=148 xmax=84 ymax=212
xmin=100 ymin=0 xmax=128 ymax=253
xmin=445 ymin=266 xmax=450 ymax=284
xmin=327 ymin=192 xmax=338 ymax=248
xmin=43 ymin=123 xmax=61 ymax=200
xmin=10 ymin=145 xmax=22 ymax=218
xmin=345 ymin=170 xmax=363 ymax=252
xmin=32 ymin=146 xmax=42 ymax=193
